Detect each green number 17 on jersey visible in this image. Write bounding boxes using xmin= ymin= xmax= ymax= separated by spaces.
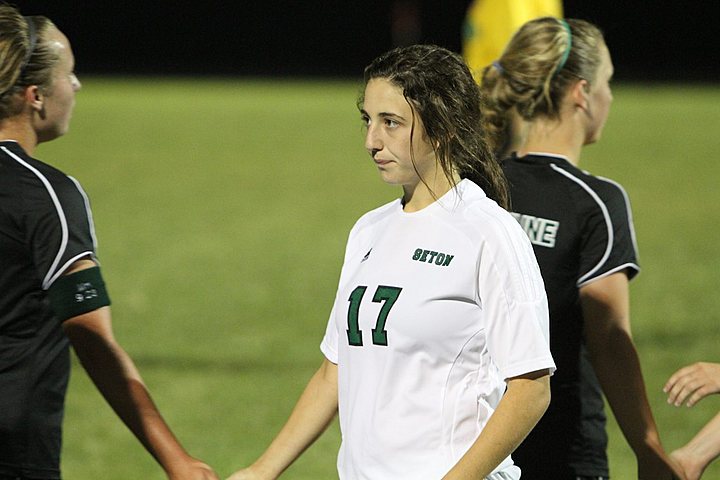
xmin=346 ymin=285 xmax=402 ymax=347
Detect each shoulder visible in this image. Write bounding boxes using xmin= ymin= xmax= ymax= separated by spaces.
xmin=2 ymin=144 xmax=80 ymax=191
xmin=458 ymin=180 xmax=524 ymax=238
xmin=1 ymin=144 xmax=89 ymax=215
xmin=555 ymin=162 xmax=629 ymax=202
xmin=448 ymin=181 xmax=533 ymax=261
xmin=349 ymin=198 xmax=400 ymax=235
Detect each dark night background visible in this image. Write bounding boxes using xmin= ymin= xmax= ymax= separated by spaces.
xmin=12 ymin=1 xmax=719 ymax=81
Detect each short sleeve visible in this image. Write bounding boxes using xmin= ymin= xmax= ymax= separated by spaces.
xmin=320 ymin=303 xmax=340 ymax=364
xmin=22 ymin=170 xmax=97 ymax=290
xmin=478 ymin=218 xmax=556 ymax=380
xmin=319 ymin=220 xmax=365 ymax=365
xmin=577 ymin=179 xmax=639 ymax=286
xmin=319 ymin=209 xmax=385 ymax=365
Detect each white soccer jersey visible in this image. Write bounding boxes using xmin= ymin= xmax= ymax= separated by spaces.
xmin=320 ymin=179 xmax=556 ymax=480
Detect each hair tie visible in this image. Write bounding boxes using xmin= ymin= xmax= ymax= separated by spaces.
xmin=554 ymin=19 xmax=572 ymax=76
xmin=20 ymin=16 xmax=37 ymax=74
xmin=492 ymin=60 xmax=504 ymax=74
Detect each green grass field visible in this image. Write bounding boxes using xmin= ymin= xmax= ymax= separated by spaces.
xmin=38 ymin=78 xmax=719 ymax=479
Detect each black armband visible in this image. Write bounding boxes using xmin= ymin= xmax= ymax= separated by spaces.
xmin=47 ymin=266 xmax=111 ymax=321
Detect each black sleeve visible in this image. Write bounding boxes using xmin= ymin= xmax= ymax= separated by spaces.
xmin=22 ymin=169 xmax=97 ymax=290
xmin=577 ymin=178 xmax=639 ymax=286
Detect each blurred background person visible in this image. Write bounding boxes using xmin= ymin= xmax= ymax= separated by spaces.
xmin=462 ymin=0 xmax=563 ymax=81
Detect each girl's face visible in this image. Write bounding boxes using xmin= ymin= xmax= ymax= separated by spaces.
xmin=583 ymin=42 xmax=614 ymax=145
xmin=35 ymin=26 xmax=82 ymax=143
xmin=361 ymin=78 xmax=437 ymax=189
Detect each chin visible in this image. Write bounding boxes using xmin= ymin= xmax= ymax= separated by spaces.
xmin=38 ymin=125 xmax=70 ymax=144
xmin=377 ymin=171 xmax=399 ymax=185
xmin=584 ymin=131 xmax=602 ymax=146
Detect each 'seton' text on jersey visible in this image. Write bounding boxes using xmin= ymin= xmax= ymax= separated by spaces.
xmin=412 ymin=248 xmax=454 ymax=266
xmin=511 ymin=212 xmax=560 ymax=248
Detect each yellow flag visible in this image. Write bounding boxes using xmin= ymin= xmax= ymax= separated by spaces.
xmin=462 ymin=0 xmax=563 ymax=81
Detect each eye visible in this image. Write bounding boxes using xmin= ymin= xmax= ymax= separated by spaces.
xmin=384 ymin=118 xmax=399 ymax=128
xmin=360 ymin=113 xmax=370 ymax=126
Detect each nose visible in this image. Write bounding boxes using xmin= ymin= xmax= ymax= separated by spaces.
xmin=364 ymin=123 xmax=382 ymax=157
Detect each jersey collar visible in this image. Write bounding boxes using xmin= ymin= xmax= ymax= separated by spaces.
xmin=510 ymin=151 xmax=573 ymax=167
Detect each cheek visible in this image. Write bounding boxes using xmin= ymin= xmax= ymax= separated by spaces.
xmin=411 ymin=135 xmax=435 ymax=158
xmin=601 ymin=87 xmax=613 ymax=109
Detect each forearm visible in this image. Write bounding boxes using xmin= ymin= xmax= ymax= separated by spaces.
xmin=250 ymin=359 xmax=339 ymax=479
xmin=442 ymin=371 xmax=550 ymax=479
xmin=580 ymin=275 xmax=664 ymax=452
xmin=680 ymin=412 xmax=720 ymax=469
xmin=580 ymin=274 xmax=681 ymax=478
xmin=65 ymin=310 xmax=193 ymax=475
xmin=589 ymin=329 xmax=663 ymax=452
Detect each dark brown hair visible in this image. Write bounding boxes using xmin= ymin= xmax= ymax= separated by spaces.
xmin=361 ymin=44 xmax=509 ymax=209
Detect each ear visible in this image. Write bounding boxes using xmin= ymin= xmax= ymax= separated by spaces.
xmin=22 ymin=85 xmax=44 ymax=113
xmin=570 ymin=79 xmax=590 ymax=111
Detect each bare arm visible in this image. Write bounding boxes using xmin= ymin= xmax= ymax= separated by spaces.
xmin=580 ymin=272 xmax=684 ymax=480
xmin=671 ymin=412 xmax=720 ymax=480
xmin=62 ymin=261 xmax=218 ymax=480
xmin=228 ymin=358 xmax=339 ymax=480
xmin=441 ymin=369 xmax=551 ymax=480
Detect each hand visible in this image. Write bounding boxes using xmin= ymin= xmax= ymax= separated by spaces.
xmin=638 ymin=457 xmax=687 ymax=480
xmin=168 ymin=458 xmax=220 ymax=480
xmin=670 ymin=448 xmax=702 ymax=480
xmin=664 ymin=362 xmax=720 ymax=407
xmin=636 ymin=440 xmax=687 ymax=480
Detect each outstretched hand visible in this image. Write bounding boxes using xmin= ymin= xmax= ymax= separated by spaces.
xmin=636 ymin=444 xmax=687 ymax=480
xmin=670 ymin=448 xmax=703 ymax=480
xmin=664 ymin=362 xmax=720 ymax=407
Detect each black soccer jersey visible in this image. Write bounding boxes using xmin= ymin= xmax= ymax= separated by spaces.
xmin=0 ymin=141 xmax=98 ymax=479
xmin=502 ymin=153 xmax=639 ymax=478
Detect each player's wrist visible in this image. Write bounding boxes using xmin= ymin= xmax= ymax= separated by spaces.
xmin=247 ymin=461 xmax=279 ymax=480
xmin=634 ymin=435 xmax=674 ymax=467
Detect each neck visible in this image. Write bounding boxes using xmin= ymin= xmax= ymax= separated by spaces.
xmin=402 ymin=171 xmax=458 ymax=212
xmin=0 ymin=118 xmax=38 ymax=155
xmin=517 ymin=113 xmax=585 ymax=167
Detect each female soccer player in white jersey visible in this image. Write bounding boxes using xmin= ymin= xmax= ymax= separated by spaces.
xmin=229 ymin=44 xmax=555 ymax=480
xmin=479 ymin=17 xmax=685 ymax=480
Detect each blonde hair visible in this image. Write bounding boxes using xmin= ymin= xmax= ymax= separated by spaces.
xmin=479 ymin=17 xmax=605 ymax=157
xmin=0 ymin=4 xmax=57 ymax=119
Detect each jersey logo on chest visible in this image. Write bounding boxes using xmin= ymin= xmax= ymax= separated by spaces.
xmin=411 ymin=248 xmax=454 ymax=267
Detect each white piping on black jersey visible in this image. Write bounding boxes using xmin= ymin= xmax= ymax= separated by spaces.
xmin=2 ymin=146 xmax=93 ymax=290
xmin=582 ymin=262 xmax=639 ymax=287
xmin=67 ymin=175 xmax=98 ymax=251
xmin=549 ymin=163 xmax=615 ymax=286
xmin=527 ymin=152 xmax=640 ymax=269
xmin=595 ymin=174 xmax=640 ymax=263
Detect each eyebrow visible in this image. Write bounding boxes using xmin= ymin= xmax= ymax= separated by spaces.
xmin=359 ymin=109 xmax=407 ymax=121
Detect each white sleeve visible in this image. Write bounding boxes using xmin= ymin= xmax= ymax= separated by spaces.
xmin=478 ymin=222 xmax=556 ymax=380
xmin=320 ymin=303 xmax=339 ymax=364
xmin=319 ymin=219 xmax=367 ymax=365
